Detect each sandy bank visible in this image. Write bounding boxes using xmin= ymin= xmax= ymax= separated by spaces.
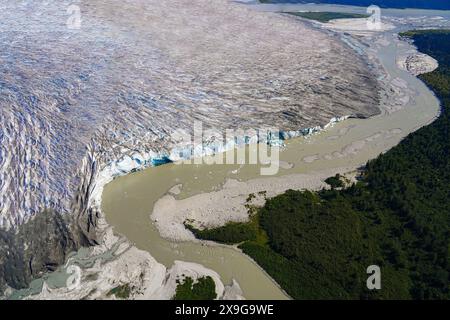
xmin=323 ymin=18 xmax=396 ymax=34
xmin=397 ymin=51 xmax=439 ymax=76
xmin=152 ymin=167 xmax=357 ymax=242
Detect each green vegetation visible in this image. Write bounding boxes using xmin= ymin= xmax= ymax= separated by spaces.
xmin=185 ymin=213 xmax=268 ymax=245
xmin=400 ymin=30 xmax=450 ymax=39
xmin=173 ymin=276 xmax=217 ymax=300
xmin=191 ymin=30 xmax=450 ymax=299
xmin=325 ymin=174 xmax=345 ymax=189
xmin=186 ymin=221 xmax=257 ymax=244
xmin=107 ymin=284 xmax=131 ymax=299
xmin=241 ymin=190 xmax=415 ymax=299
xmin=287 ymin=11 xmax=369 ymax=23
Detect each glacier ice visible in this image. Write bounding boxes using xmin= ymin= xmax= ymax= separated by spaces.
xmin=0 ymin=0 xmax=381 ymax=230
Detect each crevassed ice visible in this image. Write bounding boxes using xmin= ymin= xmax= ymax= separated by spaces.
xmin=0 ymin=0 xmax=380 ymax=229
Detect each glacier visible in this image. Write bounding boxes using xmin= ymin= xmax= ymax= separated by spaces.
xmin=0 ymin=0 xmax=381 ymax=234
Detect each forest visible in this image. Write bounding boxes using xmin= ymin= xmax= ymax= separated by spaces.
xmin=173 ymin=276 xmax=217 ymax=300
xmin=259 ymin=0 xmax=450 ymax=10
xmin=190 ymin=30 xmax=450 ymax=299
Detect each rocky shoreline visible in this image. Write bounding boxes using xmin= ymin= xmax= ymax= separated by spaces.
xmin=0 ymin=210 xmax=88 ymax=294
xmin=19 ymin=214 xmax=244 ymax=300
